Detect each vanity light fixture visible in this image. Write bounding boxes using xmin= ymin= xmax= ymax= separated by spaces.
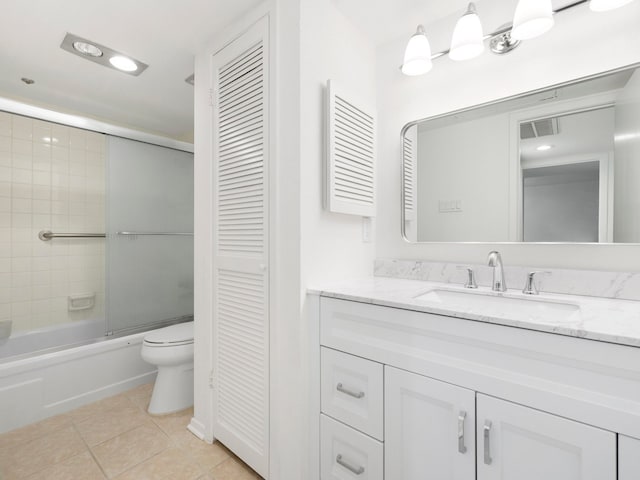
xmin=590 ymin=0 xmax=635 ymax=11
xmin=449 ymin=3 xmax=485 ymax=61
xmin=401 ymin=0 xmax=636 ymax=76
xmin=511 ymin=0 xmax=554 ymax=40
xmin=60 ymin=33 xmax=148 ymax=76
xmin=401 ymin=25 xmax=433 ymax=76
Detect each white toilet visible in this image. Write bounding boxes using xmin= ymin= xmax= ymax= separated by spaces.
xmin=141 ymin=321 xmax=194 ymax=415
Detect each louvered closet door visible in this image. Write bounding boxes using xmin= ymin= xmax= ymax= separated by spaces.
xmin=211 ymin=17 xmax=269 ymax=478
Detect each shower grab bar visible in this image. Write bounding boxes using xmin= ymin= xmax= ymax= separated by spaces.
xmin=38 ymin=230 xmax=106 ymax=241
xmin=117 ymin=232 xmax=193 ymax=236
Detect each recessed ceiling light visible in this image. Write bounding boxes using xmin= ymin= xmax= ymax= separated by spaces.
xmin=72 ymin=41 xmax=103 ymax=57
xmin=60 ymin=33 xmax=148 ymax=76
xmin=536 ymin=144 xmax=553 ymax=151
xmin=109 ymin=55 xmax=138 ymax=72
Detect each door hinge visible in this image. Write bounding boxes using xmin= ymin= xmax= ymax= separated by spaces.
xmin=208 ymin=88 xmax=215 ymax=107
xmin=209 ymin=369 xmax=215 ymax=388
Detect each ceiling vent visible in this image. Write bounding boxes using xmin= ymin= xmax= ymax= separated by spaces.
xmin=520 ymin=117 xmax=559 ymax=140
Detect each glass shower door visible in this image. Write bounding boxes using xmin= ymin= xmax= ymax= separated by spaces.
xmin=106 ymin=137 xmax=193 ymax=335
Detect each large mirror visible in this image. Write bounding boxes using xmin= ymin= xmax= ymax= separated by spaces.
xmin=402 ymin=64 xmax=640 ymax=244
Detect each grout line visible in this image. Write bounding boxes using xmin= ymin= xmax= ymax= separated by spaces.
xmin=71 ymin=421 xmax=109 ymax=479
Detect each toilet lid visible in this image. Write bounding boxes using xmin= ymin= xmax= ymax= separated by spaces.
xmin=144 ymin=321 xmax=194 ymax=345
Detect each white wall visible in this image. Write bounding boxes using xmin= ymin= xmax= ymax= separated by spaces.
xmin=376 ymin=0 xmax=640 ymax=270
xmin=614 ymin=69 xmax=640 ymax=242
xmin=299 ymin=2 xmax=376 ymax=286
xmin=297 ymin=1 xmax=377 ymax=478
xmin=417 ymin=114 xmax=509 ymax=242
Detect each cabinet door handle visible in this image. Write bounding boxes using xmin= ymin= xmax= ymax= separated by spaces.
xmin=336 ymin=383 xmax=365 ymax=399
xmin=483 ymin=420 xmax=493 ymax=465
xmin=336 ymin=454 xmax=365 ymax=475
xmin=458 ymin=410 xmax=467 ymax=454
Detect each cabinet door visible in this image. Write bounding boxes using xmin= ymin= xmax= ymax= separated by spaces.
xmin=619 ymin=435 xmax=640 ymax=479
xmin=477 ymin=394 xmax=615 ymax=480
xmin=385 ymin=366 xmax=476 ymax=480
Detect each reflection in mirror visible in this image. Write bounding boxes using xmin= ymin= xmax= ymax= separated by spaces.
xmin=402 ymin=65 xmax=640 ymax=244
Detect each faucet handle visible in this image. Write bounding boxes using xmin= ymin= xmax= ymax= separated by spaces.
xmin=456 ymin=266 xmax=478 ymax=289
xmin=522 ymin=271 xmax=551 ymax=295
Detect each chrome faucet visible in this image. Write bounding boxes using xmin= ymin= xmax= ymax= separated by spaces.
xmin=487 ymin=251 xmax=507 ymax=292
xmin=522 ymin=271 xmax=551 ymax=295
xmin=457 ymin=266 xmax=478 ymax=289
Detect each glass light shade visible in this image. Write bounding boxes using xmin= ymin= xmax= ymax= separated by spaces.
xmin=449 ymin=3 xmax=485 ymax=61
xmin=590 ymin=0 xmax=634 ymax=11
xmin=401 ymin=26 xmax=433 ymax=76
xmin=511 ymin=0 xmax=554 ymax=40
xmin=109 ymin=55 xmax=138 ymax=72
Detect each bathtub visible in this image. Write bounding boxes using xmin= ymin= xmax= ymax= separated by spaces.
xmin=0 ymin=324 xmax=159 ymax=434
xmin=0 ymin=318 xmax=105 ymax=360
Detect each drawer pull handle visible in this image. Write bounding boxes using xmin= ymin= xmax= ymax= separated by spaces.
xmin=336 ymin=454 xmax=365 ymax=475
xmin=336 ymin=383 xmax=365 ymax=399
xmin=458 ymin=410 xmax=467 ymax=454
xmin=484 ymin=420 xmax=493 ymax=465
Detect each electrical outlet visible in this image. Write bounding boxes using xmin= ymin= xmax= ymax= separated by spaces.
xmin=438 ymin=200 xmax=462 ymax=213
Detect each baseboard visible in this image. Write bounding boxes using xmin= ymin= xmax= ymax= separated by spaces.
xmin=188 ymin=416 xmax=212 ymax=442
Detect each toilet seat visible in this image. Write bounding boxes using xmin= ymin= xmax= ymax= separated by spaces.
xmin=143 ymin=321 xmax=194 ymax=347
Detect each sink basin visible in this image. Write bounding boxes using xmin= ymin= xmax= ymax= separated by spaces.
xmin=413 ymin=288 xmax=581 ymax=323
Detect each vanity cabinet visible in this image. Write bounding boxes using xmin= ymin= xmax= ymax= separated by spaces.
xmin=313 ymin=295 xmax=640 ymax=480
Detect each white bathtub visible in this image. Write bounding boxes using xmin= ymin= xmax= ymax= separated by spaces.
xmin=0 ymin=328 xmax=158 ymax=433
xmin=0 ymin=318 xmax=105 ymax=360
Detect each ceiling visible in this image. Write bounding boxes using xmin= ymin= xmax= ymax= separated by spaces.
xmin=0 ymin=0 xmax=262 ymax=141
xmin=520 ymin=107 xmax=615 ymax=162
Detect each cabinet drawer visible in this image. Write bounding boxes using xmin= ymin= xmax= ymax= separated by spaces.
xmin=321 ymin=414 xmax=383 ymax=480
xmin=321 ymin=347 xmax=383 ymax=440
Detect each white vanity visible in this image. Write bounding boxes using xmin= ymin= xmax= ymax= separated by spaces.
xmin=309 ymin=276 xmax=640 ymax=480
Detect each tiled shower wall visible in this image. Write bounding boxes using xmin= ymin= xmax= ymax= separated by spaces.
xmin=0 ymin=112 xmax=105 ymax=333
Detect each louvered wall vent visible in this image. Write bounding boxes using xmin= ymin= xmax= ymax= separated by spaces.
xmin=326 ymin=80 xmax=376 ymax=217
xmin=520 ymin=117 xmax=559 ymax=140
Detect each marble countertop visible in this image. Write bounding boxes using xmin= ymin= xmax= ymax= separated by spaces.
xmin=309 ymin=277 xmax=640 ymax=348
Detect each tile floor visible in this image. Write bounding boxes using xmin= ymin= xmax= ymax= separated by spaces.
xmin=0 ymin=383 xmax=261 ymax=480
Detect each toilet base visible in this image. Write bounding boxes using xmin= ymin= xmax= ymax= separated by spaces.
xmin=148 ymin=363 xmax=194 ymax=415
